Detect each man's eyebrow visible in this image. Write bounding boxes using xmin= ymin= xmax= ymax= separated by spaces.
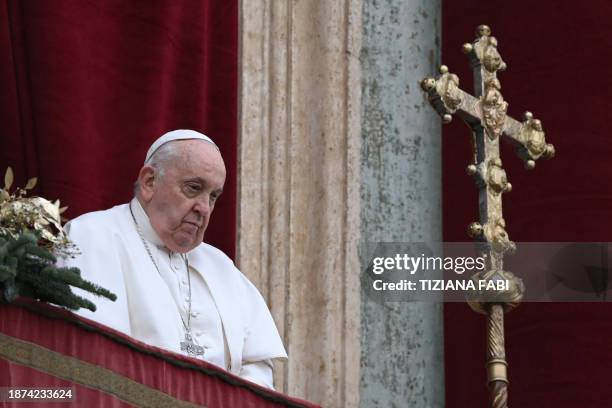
xmin=182 ymin=177 xmax=207 ymax=187
xmin=184 ymin=177 xmax=204 ymax=183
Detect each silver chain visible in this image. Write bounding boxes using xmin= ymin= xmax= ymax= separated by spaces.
xmin=129 ymin=202 xmax=194 ymax=337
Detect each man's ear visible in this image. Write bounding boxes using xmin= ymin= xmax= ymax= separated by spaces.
xmin=137 ymin=165 xmax=156 ymax=202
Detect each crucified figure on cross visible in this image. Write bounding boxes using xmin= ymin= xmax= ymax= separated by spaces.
xmin=421 ymin=25 xmax=555 ymax=408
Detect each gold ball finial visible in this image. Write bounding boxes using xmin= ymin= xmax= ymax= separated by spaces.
xmin=421 ymin=77 xmax=436 ymax=91
xmin=499 ymin=62 xmax=507 ymax=71
xmin=466 ymin=164 xmax=477 ymax=175
xmin=477 ymin=25 xmax=491 ymax=37
xmin=462 ymin=43 xmax=473 ymax=54
xmin=532 ymin=119 xmax=543 ymax=131
xmin=467 ymin=222 xmax=484 ymax=238
xmin=505 ymin=182 xmax=512 ymax=192
xmin=523 ymin=111 xmax=533 ymax=121
xmin=439 ymin=65 xmax=449 ymax=74
xmin=442 ymin=114 xmax=453 ymax=124
xmin=525 ymin=160 xmax=536 ymax=170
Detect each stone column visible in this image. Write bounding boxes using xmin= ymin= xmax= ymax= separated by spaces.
xmin=238 ymin=0 xmax=442 ymax=407
xmin=238 ymin=1 xmax=362 ymax=406
xmin=359 ymin=1 xmax=444 ymax=407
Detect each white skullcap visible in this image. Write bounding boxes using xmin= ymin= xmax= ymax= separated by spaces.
xmin=144 ymin=129 xmax=219 ymax=164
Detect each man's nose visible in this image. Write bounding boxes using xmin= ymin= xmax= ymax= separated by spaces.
xmin=193 ymin=195 xmax=211 ymax=217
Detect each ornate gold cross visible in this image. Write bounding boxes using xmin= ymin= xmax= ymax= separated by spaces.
xmin=421 ymin=25 xmax=555 ymax=408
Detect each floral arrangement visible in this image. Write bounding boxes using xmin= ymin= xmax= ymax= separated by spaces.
xmin=0 ymin=167 xmax=116 ymax=311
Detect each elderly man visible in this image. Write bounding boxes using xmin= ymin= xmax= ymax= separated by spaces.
xmin=63 ymin=129 xmax=286 ymax=388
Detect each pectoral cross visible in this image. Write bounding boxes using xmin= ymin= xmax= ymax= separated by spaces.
xmin=421 ymin=25 xmax=555 ymax=408
xmin=181 ymin=332 xmax=205 ymax=357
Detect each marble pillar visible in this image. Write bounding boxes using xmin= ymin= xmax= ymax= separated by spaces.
xmin=238 ymin=1 xmax=362 ymax=406
xmin=360 ymin=0 xmax=444 ymax=407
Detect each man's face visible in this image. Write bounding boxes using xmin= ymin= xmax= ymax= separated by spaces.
xmin=139 ymin=140 xmax=226 ymax=253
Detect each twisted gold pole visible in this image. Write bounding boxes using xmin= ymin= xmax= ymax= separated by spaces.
xmin=487 ymin=304 xmax=508 ymax=408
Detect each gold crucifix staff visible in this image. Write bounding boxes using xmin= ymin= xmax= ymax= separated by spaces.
xmin=421 ymin=25 xmax=555 ymax=408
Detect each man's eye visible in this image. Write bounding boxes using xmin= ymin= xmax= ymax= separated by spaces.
xmin=184 ymin=184 xmax=201 ymax=194
xmin=210 ymin=192 xmax=223 ymax=204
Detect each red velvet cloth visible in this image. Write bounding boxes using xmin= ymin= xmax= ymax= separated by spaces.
xmin=0 ymin=0 xmax=237 ymax=258
xmin=443 ymin=1 xmax=612 ymax=407
xmin=0 ymin=301 xmax=319 ymax=408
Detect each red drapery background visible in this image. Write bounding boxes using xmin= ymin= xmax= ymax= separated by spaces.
xmin=0 ymin=0 xmax=237 ymax=258
xmin=443 ymin=1 xmax=612 ymax=407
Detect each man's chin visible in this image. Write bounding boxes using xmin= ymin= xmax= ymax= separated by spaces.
xmin=167 ymin=233 xmax=201 ymax=253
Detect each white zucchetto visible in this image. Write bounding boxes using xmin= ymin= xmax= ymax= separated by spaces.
xmin=145 ymin=129 xmax=218 ymax=164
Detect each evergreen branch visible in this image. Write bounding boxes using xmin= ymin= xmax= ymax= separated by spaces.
xmin=0 ymin=232 xmax=117 ymax=311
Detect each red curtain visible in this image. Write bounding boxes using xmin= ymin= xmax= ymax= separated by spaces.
xmin=443 ymin=1 xmax=612 ymax=407
xmin=0 ymin=0 xmax=237 ymax=258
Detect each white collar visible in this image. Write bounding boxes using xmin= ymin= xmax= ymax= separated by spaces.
xmin=130 ymin=197 xmax=166 ymax=249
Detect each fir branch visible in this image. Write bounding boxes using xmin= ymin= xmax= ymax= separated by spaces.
xmin=0 ymin=232 xmax=117 ymax=311
xmin=44 ymin=266 xmax=117 ymax=301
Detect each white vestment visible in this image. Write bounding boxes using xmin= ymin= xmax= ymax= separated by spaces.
xmin=62 ymin=198 xmax=287 ymax=388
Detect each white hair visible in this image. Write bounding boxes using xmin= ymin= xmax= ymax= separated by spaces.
xmin=133 ymin=141 xmax=180 ymax=196
xmin=145 ymin=141 xmax=179 ymax=178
